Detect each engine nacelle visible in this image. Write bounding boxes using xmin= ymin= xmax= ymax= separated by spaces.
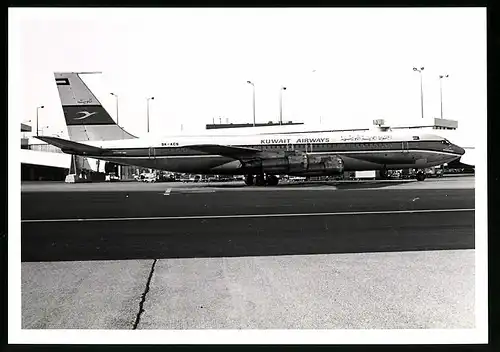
xmin=244 ymin=153 xmax=344 ymax=176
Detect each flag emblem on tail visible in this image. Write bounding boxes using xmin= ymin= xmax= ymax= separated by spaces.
xmin=56 ymin=78 xmax=70 ymax=85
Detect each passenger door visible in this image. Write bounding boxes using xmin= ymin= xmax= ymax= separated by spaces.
xmin=402 ymin=141 xmax=409 ymax=153
xmin=148 ymin=147 xmax=156 ymax=159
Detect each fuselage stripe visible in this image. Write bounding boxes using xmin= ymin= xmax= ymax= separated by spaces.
xmin=84 ymin=149 xmax=463 ymax=159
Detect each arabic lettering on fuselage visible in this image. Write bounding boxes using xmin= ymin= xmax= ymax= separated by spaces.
xmin=340 ymin=135 xmax=392 ymax=142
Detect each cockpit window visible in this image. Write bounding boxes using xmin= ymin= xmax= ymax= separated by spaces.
xmin=412 ymin=136 xmax=420 ymax=140
xmin=441 ymin=139 xmax=451 ymax=145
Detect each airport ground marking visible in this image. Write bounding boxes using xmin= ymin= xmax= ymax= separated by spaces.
xmin=21 ymin=208 xmax=475 ymax=223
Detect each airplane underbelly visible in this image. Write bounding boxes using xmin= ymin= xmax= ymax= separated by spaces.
xmin=97 ymin=157 xmax=157 ymax=169
xmin=337 ymin=151 xmax=412 ymax=171
xmin=154 ymin=155 xmax=234 ymax=173
xmin=338 ymin=150 xmax=457 ymax=170
xmin=338 ymin=155 xmax=383 ymax=171
xmin=94 ymin=155 xmax=234 ymax=173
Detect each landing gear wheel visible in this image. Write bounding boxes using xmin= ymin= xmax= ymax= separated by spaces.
xmin=380 ymin=168 xmax=388 ymax=179
xmin=255 ymin=174 xmax=266 ymax=186
xmin=416 ymin=172 xmax=426 ymax=181
xmin=266 ymin=175 xmax=279 ymax=186
xmin=244 ymin=174 xmax=254 ymax=186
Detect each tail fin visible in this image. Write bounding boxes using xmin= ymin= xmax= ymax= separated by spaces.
xmin=54 ymin=72 xmax=137 ymax=142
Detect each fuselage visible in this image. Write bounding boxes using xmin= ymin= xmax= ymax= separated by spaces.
xmin=74 ymin=130 xmax=465 ymax=175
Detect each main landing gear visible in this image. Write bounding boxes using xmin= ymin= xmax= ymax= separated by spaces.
xmin=244 ymin=174 xmax=279 ymax=186
xmin=379 ymin=168 xmax=389 ymax=180
xmin=244 ymin=174 xmax=254 ymax=186
xmin=267 ymin=175 xmax=279 ymax=186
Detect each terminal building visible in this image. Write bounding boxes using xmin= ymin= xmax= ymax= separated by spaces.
xmin=205 ymin=118 xmax=459 ymax=135
xmin=206 ymin=121 xmax=304 ymax=130
xmin=20 ymin=123 xmax=136 ymax=181
xmin=375 ymin=117 xmax=458 ymax=131
xmin=21 ymin=123 xmax=70 ymax=181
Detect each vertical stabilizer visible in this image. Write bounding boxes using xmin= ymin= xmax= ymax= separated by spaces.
xmin=54 ymin=72 xmax=137 ymax=141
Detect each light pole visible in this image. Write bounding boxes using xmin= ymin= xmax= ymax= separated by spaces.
xmin=110 ymin=93 xmax=119 ymax=125
xmin=247 ymin=81 xmax=256 ymax=126
xmin=147 ymin=96 xmax=154 ymax=133
xmin=311 ymin=69 xmax=319 ymax=123
xmin=413 ymin=67 xmax=425 ymax=119
xmin=110 ymin=92 xmax=121 ymax=179
xmin=439 ymin=74 xmax=449 ymax=119
xmin=279 ymin=86 xmax=287 ymax=125
xmin=36 ymin=106 xmax=44 ymax=136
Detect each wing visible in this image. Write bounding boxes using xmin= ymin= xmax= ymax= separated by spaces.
xmin=183 ymin=144 xmax=269 ymax=160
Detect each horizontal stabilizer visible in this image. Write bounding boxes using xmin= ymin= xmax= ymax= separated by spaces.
xmin=36 ymin=136 xmax=103 ymax=155
xmin=184 ymin=144 xmax=262 ymax=160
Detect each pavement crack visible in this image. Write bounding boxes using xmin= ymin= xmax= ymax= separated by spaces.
xmin=133 ymin=259 xmax=157 ymax=330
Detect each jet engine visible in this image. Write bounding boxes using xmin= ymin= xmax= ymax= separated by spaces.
xmin=243 ymin=153 xmax=344 ymax=176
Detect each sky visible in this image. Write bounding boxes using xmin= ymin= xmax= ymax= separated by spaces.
xmin=10 ymin=8 xmax=486 ymax=141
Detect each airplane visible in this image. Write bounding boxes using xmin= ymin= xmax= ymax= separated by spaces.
xmin=36 ymin=72 xmax=466 ymax=186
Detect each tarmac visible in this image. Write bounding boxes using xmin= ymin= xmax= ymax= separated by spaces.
xmin=20 ymin=175 xmax=476 ymax=329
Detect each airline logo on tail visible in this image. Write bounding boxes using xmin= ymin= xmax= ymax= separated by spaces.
xmin=74 ymin=111 xmax=98 ymax=120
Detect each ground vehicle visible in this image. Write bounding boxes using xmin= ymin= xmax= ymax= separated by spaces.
xmin=135 ymin=172 xmax=156 ymax=182
xmin=105 ymin=173 xmax=120 ymax=182
xmin=425 ymin=167 xmax=444 ymax=178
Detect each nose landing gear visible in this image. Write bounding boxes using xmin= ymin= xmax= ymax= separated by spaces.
xmin=415 ymin=171 xmax=426 ymax=181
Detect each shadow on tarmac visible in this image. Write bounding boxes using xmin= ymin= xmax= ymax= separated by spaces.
xmin=206 ymin=180 xmax=415 ymax=190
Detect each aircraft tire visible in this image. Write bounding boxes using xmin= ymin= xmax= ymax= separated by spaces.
xmin=266 ymin=175 xmax=279 ymax=186
xmin=244 ymin=174 xmax=254 ymax=186
xmin=380 ymin=168 xmax=389 ymax=179
xmin=255 ymin=174 xmax=266 ymax=186
xmin=416 ymin=172 xmax=426 ymax=181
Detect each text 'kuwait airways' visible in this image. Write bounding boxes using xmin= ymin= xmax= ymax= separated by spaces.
xmin=260 ymin=137 xmax=330 ymax=144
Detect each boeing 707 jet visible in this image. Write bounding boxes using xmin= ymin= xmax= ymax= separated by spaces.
xmin=37 ymin=72 xmax=465 ymax=186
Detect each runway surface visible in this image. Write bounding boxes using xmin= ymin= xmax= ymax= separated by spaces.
xmin=22 ymin=186 xmax=474 ymax=262
xmin=20 ymin=176 xmax=477 ymax=330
